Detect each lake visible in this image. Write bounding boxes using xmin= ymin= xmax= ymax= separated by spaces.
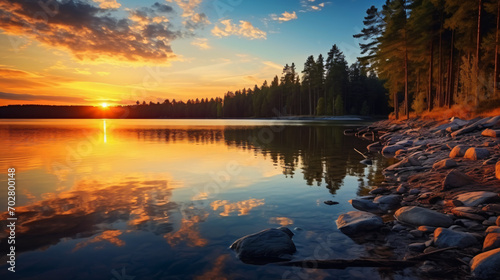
xmin=0 ymin=119 xmax=399 ymax=280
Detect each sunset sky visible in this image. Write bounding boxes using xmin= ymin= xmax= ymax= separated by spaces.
xmin=0 ymin=0 xmax=384 ymax=106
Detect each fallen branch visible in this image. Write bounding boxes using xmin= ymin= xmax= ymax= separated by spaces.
xmin=404 ymin=246 xmax=458 ymax=261
xmin=354 ymin=148 xmax=368 ymax=159
xmin=276 ymin=258 xmax=418 ymax=269
xmin=275 ymin=247 xmax=459 ymax=270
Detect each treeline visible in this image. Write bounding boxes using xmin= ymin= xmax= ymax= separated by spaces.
xmin=222 ymin=45 xmax=388 ymax=118
xmin=355 ymin=0 xmax=500 ymax=119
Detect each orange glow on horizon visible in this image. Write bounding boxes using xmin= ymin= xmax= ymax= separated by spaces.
xmin=101 ymin=102 xmax=109 ymax=108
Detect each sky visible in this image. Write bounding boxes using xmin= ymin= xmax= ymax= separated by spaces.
xmin=0 ymin=0 xmax=385 ymax=106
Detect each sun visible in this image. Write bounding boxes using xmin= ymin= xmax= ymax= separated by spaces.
xmin=101 ymin=102 xmax=108 ymax=108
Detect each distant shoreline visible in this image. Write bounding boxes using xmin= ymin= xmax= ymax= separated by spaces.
xmin=0 ymin=115 xmax=384 ymax=121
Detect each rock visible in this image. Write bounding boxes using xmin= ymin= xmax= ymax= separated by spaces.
xmin=382 ymin=144 xmax=405 ymax=156
xmin=230 ymin=227 xmax=296 ymax=262
xmin=409 ymin=189 xmax=421 ymax=195
xmin=455 ymin=219 xmax=484 ymax=230
xmin=449 ymin=145 xmax=470 ymax=158
xmin=395 ymin=206 xmax=453 ymax=227
xmin=432 ymin=159 xmax=457 ymax=169
xmin=482 ymin=129 xmax=500 ymax=138
xmin=396 ymin=185 xmax=407 ymax=194
xmin=486 ymin=226 xmax=500 ymax=234
xmin=336 ymin=211 xmax=384 ymax=235
xmin=409 ymin=242 xmax=426 ymax=252
xmin=418 ymin=225 xmax=437 ymax=233
xmin=442 ymin=170 xmax=476 ymax=190
xmin=392 ymin=224 xmax=408 ymax=232
xmin=464 ymin=148 xmax=490 ymax=160
xmin=374 ymin=195 xmax=401 ymax=212
xmin=369 ymin=187 xmax=389 ymax=195
xmin=484 ymin=233 xmax=500 ymax=251
xmin=451 ymin=118 xmax=488 ymax=138
xmin=367 ymin=142 xmax=384 ymax=152
xmin=360 ymin=159 xmax=373 ymax=165
xmin=470 ymin=248 xmax=500 ymax=279
xmin=445 ymin=199 xmax=464 ymax=207
xmin=324 ymin=200 xmax=339 ymax=205
xmin=497 ymin=162 xmax=500 ymax=180
xmin=349 ymin=199 xmax=382 ymax=214
xmin=452 ymin=207 xmax=486 ymax=221
xmin=396 ymin=139 xmax=413 ymax=147
xmin=455 ymin=191 xmax=500 ymax=207
xmin=433 ymin=227 xmax=479 ymax=248
xmin=410 ymin=229 xmax=423 ymax=238
xmin=497 ymin=216 xmax=500 ymax=226
xmin=482 ymin=204 xmax=500 ymax=214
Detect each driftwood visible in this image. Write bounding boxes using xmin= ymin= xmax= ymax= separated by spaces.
xmin=354 ymin=148 xmax=368 ymax=159
xmin=404 ymin=246 xmax=458 ymax=261
xmin=276 ymin=259 xmax=417 ymax=269
xmin=276 ymin=247 xmax=458 ymax=269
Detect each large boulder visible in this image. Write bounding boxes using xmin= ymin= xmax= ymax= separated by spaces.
xmin=433 ymin=227 xmax=479 ymax=248
xmin=454 ymin=191 xmax=500 ymax=207
xmin=442 ymin=170 xmax=476 ymax=190
xmin=230 ymin=227 xmax=296 ymax=263
xmin=464 ymin=148 xmax=490 ymax=160
xmin=449 ymin=145 xmax=470 ymax=158
xmin=336 ymin=211 xmax=384 ymax=235
xmin=470 ymin=248 xmax=500 ymax=279
xmin=349 ymin=199 xmax=383 ymax=214
xmin=394 ymin=206 xmax=453 ymax=227
xmin=482 ymin=129 xmax=500 ymax=138
xmin=483 ymin=233 xmax=500 ymax=252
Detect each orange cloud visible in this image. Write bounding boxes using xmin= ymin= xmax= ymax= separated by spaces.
xmin=271 ymin=11 xmax=298 ymax=22
xmin=0 ymin=0 xmax=179 ymax=63
xmin=212 ymin=19 xmax=267 ymax=40
xmin=92 ymin=0 xmax=121 ymax=9
xmin=211 ymin=198 xmax=265 ymax=216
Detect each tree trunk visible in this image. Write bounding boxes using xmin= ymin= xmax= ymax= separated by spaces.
xmin=405 ymin=48 xmax=409 ymax=119
xmin=476 ymin=0 xmax=482 ymax=106
xmin=495 ymin=0 xmax=500 ymax=97
xmin=428 ymin=41 xmax=434 ymax=111
xmin=438 ymin=28 xmax=443 ymax=107
xmin=447 ymin=29 xmax=455 ymax=108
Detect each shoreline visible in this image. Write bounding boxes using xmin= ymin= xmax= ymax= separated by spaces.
xmin=338 ymin=116 xmax=500 ymax=279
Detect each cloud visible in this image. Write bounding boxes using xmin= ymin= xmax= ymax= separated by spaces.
xmin=92 ymin=0 xmax=121 ymax=9
xmin=271 ymin=11 xmax=297 ymax=22
xmin=183 ymin=13 xmax=210 ymax=31
xmin=166 ymin=0 xmax=203 ymax=17
xmin=152 ymin=2 xmax=174 ymax=13
xmin=262 ymin=61 xmax=283 ymax=70
xmin=191 ymin=38 xmax=210 ymax=50
xmin=212 ymin=19 xmax=266 ymax=40
xmin=0 ymin=0 xmax=180 ymax=63
xmin=300 ymin=0 xmax=328 ymax=12
xmin=0 ymin=91 xmax=86 ymax=103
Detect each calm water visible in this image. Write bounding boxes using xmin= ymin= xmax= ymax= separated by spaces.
xmin=0 ymin=119 xmax=397 ymax=280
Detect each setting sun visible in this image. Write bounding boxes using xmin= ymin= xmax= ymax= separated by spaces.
xmin=101 ymin=102 xmax=108 ymax=108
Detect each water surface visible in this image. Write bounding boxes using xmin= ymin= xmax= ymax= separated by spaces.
xmin=0 ymin=119 xmax=396 ymax=280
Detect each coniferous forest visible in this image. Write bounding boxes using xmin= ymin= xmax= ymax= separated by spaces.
xmin=356 ymin=0 xmax=500 ymax=119
xmin=1 ymin=1 xmax=499 ymax=119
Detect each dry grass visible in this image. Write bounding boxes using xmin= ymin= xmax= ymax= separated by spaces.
xmin=388 ymin=104 xmax=499 ymax=122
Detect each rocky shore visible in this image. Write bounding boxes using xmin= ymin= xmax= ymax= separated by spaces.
xmin=338 ymin=116 xmax=500 ymax=279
